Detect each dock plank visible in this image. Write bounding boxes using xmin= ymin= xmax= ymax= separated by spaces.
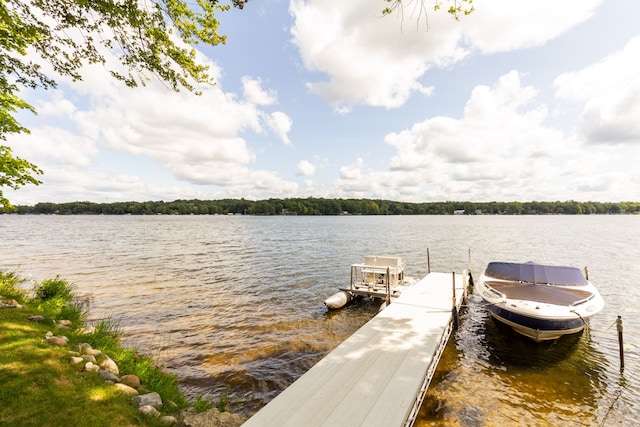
xmin=244 ymin=271 xmax=466 ymax=427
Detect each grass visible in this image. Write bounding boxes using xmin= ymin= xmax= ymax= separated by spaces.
xmin=0 ymin=272 xmax=190 ymax=426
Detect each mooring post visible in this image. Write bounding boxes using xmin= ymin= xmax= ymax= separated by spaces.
xmin=617 ymin=315 xmax=624 ymax=369
xmin=584 ymin=266 xmax=589 ymax=280
xmin=427 ymin=248 xmax=431 ymax=274
xmin=385 ymin=267 xmax=391 ymax=305
xmin=452 ymin=271 xmax=459 ymax=329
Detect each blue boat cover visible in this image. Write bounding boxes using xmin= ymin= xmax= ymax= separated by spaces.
xmin=484 ymin=261 xmax=588 ymax=286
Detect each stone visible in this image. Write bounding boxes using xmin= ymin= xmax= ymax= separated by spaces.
xmin=70 ymin=356 xmax=84 ymax=364
xmin=28 ymin=315 xmax=46 ymax=322
xmin=159 ymin=415 xmax=177 ymax=425
xmin=56 ymin=319 xmax=73 ymax=327
xmin=99 ymin=355 xmax=119 ymax=375
xmin=181 ymin=408 xmax=246 ymax=427
xmin=82 ymin=355 xmax=97 ymax=364
xmin=99 ymin=369 xmax=120 ymax=382
xmin=46 ymin=336 xmax=68 ymax=346
xmin=132 ymin=392 xmax=163 ymax=409
xmin=84 ymin=362 xmax=100 ymax=372
xmin=84 ymin=348 xmax=102 ymax=356
xmin=113 ymin=383 xmax=138 ymax=396
xmin=138 ymin=405 xmax=160 ymax=417
xmin=120 ymin=374 xmax=141 ymax=388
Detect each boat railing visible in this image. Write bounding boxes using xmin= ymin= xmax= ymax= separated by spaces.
xmin=351 ymin=260 xmax=405 ymax=288
xmin=570 ymin=293 xmax=596 ymax=307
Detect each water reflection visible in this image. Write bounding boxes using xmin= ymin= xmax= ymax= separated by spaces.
xmin=417 ymin=292 xmax=612 ymax=426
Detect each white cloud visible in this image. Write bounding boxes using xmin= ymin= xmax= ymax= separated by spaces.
xmin=242 ymin=76 xmax=277 ymax=106
xmin=267 ymin=111 xmax=293 ymax=145
xmin=554 ymin=36 xmax=640 ymax=145
xmin=289 ymin=0 xmax=603 ymax=111
xmin=331 ymin=70 xmax=636 ymax=202
xmin=296 ymin=160 xmax=316 ymax=176
xmin=462 ymin=0 xmax=601 ymax=53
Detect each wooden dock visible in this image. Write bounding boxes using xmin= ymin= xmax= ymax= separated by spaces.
xmin=244 ymin=271 xmax=467 ymax=427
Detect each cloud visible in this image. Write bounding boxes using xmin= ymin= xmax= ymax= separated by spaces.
xmin=296 ymin=160 xmax=316 ymax=176
xmin=242 ymin=76 xmax=277 ymax=106
xmin=554 ymin=36 xmax=640 ymax=145
xmin=8 ymin=61 xmax=300 ymax=202
xmin=267 ymin=111 xmax=293 ymax=145
xmin=289 ymin=0 xmax=602 ymax=111
xmin=331 ymin=70 xmax=614 ymax=202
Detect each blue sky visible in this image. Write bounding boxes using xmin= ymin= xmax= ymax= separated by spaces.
xmin=8 ymin=0 xmax=640 ymax=205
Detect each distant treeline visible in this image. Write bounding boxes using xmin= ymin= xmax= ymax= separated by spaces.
xmin=11 ymin=199 xmax=640 ymax=216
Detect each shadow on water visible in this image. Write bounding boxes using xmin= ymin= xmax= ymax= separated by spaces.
xmin=416 ymin=293 xmax=611 ymax=427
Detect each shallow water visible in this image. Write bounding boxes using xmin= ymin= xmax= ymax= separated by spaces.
xmin=2 ymin=214 xmax=638 ymax=425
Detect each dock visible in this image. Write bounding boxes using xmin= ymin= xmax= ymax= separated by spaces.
xmin=244 ymin=271 xmax=468 ymax=427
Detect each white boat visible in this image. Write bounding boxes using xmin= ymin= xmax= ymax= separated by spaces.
xmin=476 ymin=261 xmax=605 ymax=342
xmin=324 ymin=255 xmax=417 ymax=310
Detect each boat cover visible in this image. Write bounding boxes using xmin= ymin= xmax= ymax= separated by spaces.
xmin=484 ymin=261 xmax=588 ymax=286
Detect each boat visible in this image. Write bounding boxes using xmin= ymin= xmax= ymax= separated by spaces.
xmin=476 ymin=261 xmax=605 ymax=342
xmin=324 ymin=255 xmax=417 ymax=310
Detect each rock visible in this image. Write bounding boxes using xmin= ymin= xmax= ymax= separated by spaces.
xmin=132 ymin=392 xmax=163 ymax=409
xmin=113 ymin=383 xmax=138 ymax=396
xmin=84 ymin=348 xmax=102 ymax=356
xmin=181 ymin=408 xmax=246 ymax=427
xmin=56 ymin=319 xmax=73 ymax=327
xmin=120 ymin=374 xmax=141 ymax=388
xmin=138 ymin=405 xmax=160 ymax=417
xmin=1 ymin=299 xmax=22 ymax=308
xmin=98 ymin=355 xmax=119 ymax=375
xmin=84 ymin=362 xmax=100 ymax=372
xmin=78 ymin=343 xmax=93 ymax=352
xmin=45 ymin=331 xmax=53 ymax=338
xmin=70 ymin=356 xmax=84 ymax=364
xmin=29 ymin=315 xmax=46 ymax=322
xmin=82 ymin=355 xmax=97 ymax=364
xmin=99 ymin=369 xmax=120 ymax=382
xmin=159 ymin=415 xmax=177 ymax=425
xmin=46 ymin=336 xmax=68 ymax=346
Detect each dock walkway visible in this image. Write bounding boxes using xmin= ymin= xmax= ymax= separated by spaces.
xmin=244 ymin=271 xmax=467 ymax=427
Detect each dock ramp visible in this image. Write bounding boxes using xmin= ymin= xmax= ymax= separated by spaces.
xmin=244 ymin=271 xmax=467 ymax=427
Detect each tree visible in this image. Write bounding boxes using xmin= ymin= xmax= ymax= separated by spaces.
xmin=0 ymin=145 xmax=42 ymax=211
xmin=382 ymin=0 xmax=475 ymax=24
xmin=1 ymin=0 xmax=247 ymax=210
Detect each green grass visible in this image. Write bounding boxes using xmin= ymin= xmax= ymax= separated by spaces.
xmin=0 ymin=272 xmax=189 ymax=426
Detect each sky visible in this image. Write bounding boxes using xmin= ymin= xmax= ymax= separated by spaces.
xmin=7 ymin=0 xmax=640 ymax=205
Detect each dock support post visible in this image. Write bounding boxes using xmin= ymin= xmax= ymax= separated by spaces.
xmin=452 ymin=272 xmax=459 ymax=330
xmin=617 ymin=316 xmax=624 ymax=369
xmin=427 ymin=249 xmax=431 ymax=274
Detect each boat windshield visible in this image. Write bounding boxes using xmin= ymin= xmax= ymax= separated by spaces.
xmin=485 ymin=262 xmax=588 ymax=286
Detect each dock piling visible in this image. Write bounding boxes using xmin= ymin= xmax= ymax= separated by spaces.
xmin=452 ymin=271 xmax=459 ymax=330
xmin=617 ymin=316 xmax=624 ymax=369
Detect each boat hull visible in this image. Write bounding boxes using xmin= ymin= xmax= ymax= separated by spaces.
xmin=486 ymin=303 xmax=590 ymax=342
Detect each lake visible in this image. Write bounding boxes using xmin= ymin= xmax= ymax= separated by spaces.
xmin=1 ymin=214 xmax=638 ymax=426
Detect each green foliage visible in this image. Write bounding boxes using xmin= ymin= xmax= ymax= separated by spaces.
xmin=11 ymin=198 xmax=640 ymax=216
xmin=0 ymin=145 xmax=43 ymax=212
xmin=194 ymin=394 xmax=214 ymax=413
xmin=217 ymin=388 xmax=230 ymax=412
xmin=0 ymin=270 xmax=25 ymax=302
xmin=34 ymin=276 xmax=74 ymax=302
xmin=382 ymin=0 xmax=475 ymax=21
